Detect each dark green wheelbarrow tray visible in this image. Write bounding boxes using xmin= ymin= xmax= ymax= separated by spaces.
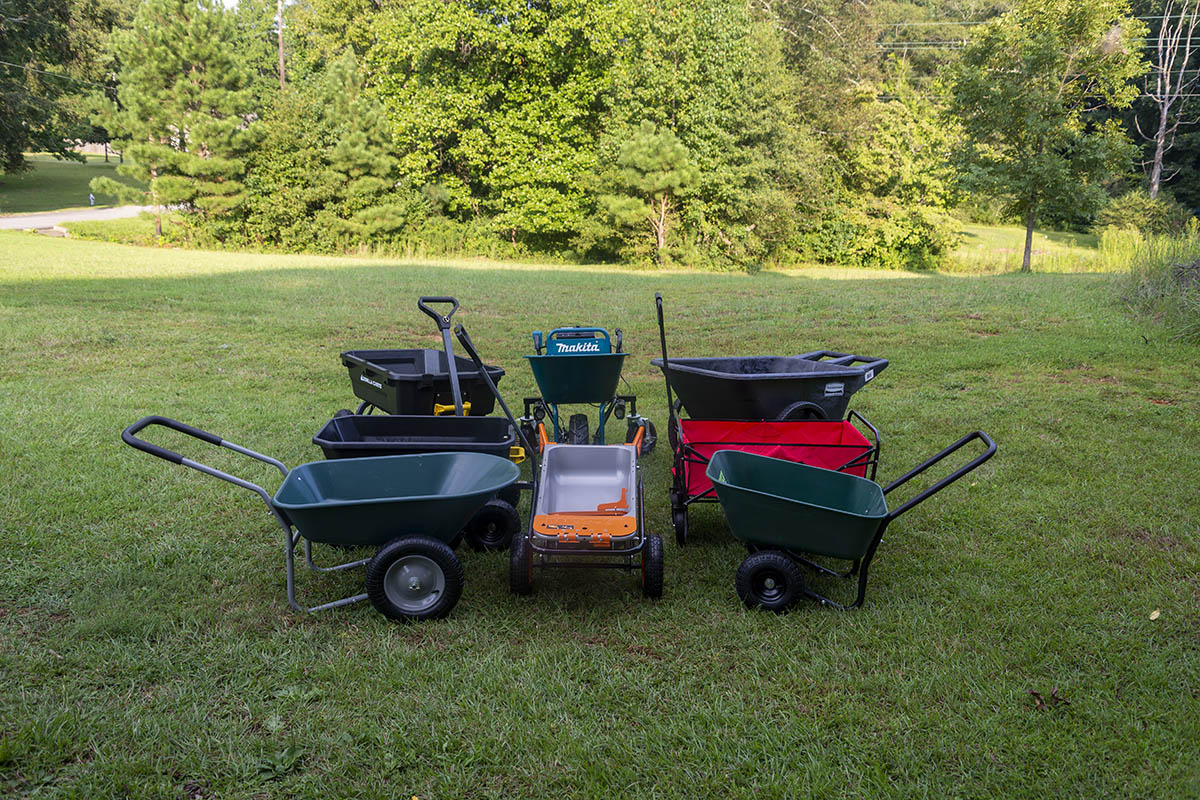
xmin=706 ymin=430 xmax=995 ymax=611
xmin=123 ymin=416 xmax=518 ymax=622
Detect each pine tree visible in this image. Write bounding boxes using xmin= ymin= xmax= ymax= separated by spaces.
xmin=90 ymin=0 xmax=256 ymax=236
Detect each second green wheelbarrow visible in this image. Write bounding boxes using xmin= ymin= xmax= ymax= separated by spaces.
xmin=706 ymin=431 xmax=995 ymax=611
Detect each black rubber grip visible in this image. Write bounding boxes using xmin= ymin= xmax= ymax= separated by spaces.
xmin=122 ymin=415 xmax=223 ymax=465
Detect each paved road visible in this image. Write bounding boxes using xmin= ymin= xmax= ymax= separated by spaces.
xmin=0 ymin=205 xmax=150 ymax=230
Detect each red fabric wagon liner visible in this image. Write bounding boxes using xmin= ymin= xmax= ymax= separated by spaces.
xmin=676 ymin=418 xmax=876 ymax=498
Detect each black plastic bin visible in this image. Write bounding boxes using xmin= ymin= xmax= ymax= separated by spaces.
xmin=314 ymin=414 xmax=516 ymax=460
xmin=342 ymin=349 xmax=504 ymax=416
xmin=651 ymin=350 xmax=887 ymax=421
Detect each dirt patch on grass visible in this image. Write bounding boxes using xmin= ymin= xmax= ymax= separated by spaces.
xmin=1113 ymin=527 xmax=1181 ymax=550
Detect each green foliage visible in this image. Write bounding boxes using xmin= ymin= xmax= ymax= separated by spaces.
xmin=90 ymin=0 xmax=258 ymax=234
xmin=1122 ymin=220 xmax=1200 ymax=341
xmin=949 ymin=0 xmax=1149 ymax=270
xmin=0 ymin=0 xmax=113 ymax=172
xmin=594 ymin=121 xmax=699 ymax=263
xmin=798 ymin=197 xmax=959 ymax=271
xmin=1095 ymin=189 xmax=1194 ymax=235
xmin=367 ymin=0 xmax=624 ymax=249
xmin=236 ymin=53 xmax=426 ymax=252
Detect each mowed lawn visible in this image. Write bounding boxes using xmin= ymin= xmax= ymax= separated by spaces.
xmin=0 ymin=232 xmax=1197 ymax=798
xmin=0 ymin=154 xmax=142 ymax=215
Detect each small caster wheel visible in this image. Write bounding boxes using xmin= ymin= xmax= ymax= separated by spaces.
xmin=671 ymin=506 xmax=688 ymax=546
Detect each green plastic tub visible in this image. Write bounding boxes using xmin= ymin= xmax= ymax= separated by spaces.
xmin=525 ymin=352 xmax=628 ymax=404
xmin=705 ymin=449 xmax=888 ymax=561
xmin=273 ymin=452 xmax=519 ymax=547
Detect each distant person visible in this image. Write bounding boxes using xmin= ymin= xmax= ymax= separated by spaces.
xmin=88 ymin=193 xmax=95 ymax=206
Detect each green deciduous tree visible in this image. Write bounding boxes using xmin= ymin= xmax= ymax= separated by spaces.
xmin=90 ymin=0 xmax=256 ymax=236
xmin=949 ymin=0 xmax=1148 ymax=271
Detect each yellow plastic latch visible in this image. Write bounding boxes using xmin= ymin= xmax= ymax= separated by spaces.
xmin=509 ymin=445 xmax=526 ymax=464
xmin=433 ymin=401 xmax=471 ymax=416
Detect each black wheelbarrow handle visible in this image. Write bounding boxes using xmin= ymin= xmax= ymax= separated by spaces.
xmin=454 ymin=323 xmax=539 ymax=471
xmin=122 ymin=415 xmax=289 ymax=511
xmin=882 ymin=431 xmax=996 ymax=521
xmin=417 ymin=296 xmax=459 ymax=330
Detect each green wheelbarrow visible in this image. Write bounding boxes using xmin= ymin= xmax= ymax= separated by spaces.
xmin=122 ymin=416 xmax=519 ymax=622
xmin=706 ymin=431 xmax=995 ymax=611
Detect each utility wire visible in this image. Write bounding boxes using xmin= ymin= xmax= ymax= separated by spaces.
xmin=0 ymin=59 xmax=110 ymax=89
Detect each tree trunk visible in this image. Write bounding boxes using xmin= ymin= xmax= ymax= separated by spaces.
xmin=1149 ymin=104 xmax=1169 ymax=199
xmin=277 ymin=0 xmax=286 ymax=90
xmin=1022 ymin=204 xmax=1036 ymax=273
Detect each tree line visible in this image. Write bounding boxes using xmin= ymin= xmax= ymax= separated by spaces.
xmin=3 ymin=0 xmax=1198 ymax=270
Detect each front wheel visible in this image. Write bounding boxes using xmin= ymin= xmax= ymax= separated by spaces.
xmin=567 ymin=413 xmax=589 ymax=445
xmin=671 ymin=506 xmax=688 ymax=547
xmin=735 ymin=550 xmax=804 ymax=613
xmin=509 ymin=534 xmax=534 ymax=595
xmin=365 ymin=537 xmax=463 ymax=622
xmin=462 ymin=498 xmax=520 ymax=552
xmin=641 ymin=535 xmax=664 ymax=599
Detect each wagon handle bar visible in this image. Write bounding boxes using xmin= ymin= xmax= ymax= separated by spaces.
xmin=841 ymin=410 xmax=882 ymax=481
xmin=454 ymin=324 xmax=539 ymax=472
xmin=655 ymin=292 xmax=679 ymax=434
xmin=122 ymin=415 xmax=288 ymax=513
xmin=419 ymin=296 xmax=464 ymax=415
xmin=882 ymin=430 xmax=995 ymax=521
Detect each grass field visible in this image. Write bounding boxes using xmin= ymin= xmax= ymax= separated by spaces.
xmin=948 ymin=224 xmax=1103 ymax=272
xmin=0 ymin=154 xmax=142 ymax=215
xmin=1 ymin=232 xmax=1197 ymax=798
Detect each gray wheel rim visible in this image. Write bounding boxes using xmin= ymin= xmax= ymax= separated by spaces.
xmin=382 ymin=554 xmax=446 ymax=613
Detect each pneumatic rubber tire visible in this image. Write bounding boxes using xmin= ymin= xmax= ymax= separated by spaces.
xmin=568 ymin=413 xmax=589 ymax=445
xmin=735 ymin=550 xmax=804 ymax=613
xmin=462 ymin=498 xmax=520 ymax=552
xmin=509 ymin=534 xmax=534 ymax=595
xmin=365 ymin=536 xmax=463 ymax=622
xmin=641 ymin=535 xmax=664 ymax=599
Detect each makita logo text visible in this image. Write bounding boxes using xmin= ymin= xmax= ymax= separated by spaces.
xmin=556 ymin=341 xmax=601 ymax=353
xmin=359 ymin=374 xmax=383 ymax=389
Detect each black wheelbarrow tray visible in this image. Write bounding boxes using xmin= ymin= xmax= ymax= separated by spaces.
xmin=652 ymin=352 xmax=887 ymax=421
xmin=706 ymin=430 xmax=995 ymax=611
xmin=123 ymin=416 xmax=518 ymax=622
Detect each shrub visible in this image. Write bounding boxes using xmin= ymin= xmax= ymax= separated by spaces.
xmin=1095 ymin=190 xmax=1193 ymax=236
xmin=1122 ymin=220 xmax=1200 ymax=342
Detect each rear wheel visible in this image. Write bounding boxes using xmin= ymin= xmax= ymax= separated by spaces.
xmin=626 ymin=419 xmax=657 ymax=456
xmin=567 ymin=413 xmax=589 ymax=445
xmin=776 ymin=401 xmax=826 ymax=421
xmin=509 ymin=534 xmax=534 ymax=595
xmin=735 ymin=550 xmax=804 ymax=613
xmin=365 ymin=537 xmax=463 ymax=622
xmin=641 ymin=535 xmax=664 ymax=598
xmin=462 ymin=499 xmax=520 ymax=552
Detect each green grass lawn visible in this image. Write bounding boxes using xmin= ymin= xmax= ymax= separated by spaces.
xmin=950 ymin=223 xmax=1103 ymax=272
xmin=0 ymin=154 xmax=143 ymax=215
xmin=1 ymin=232 xmax=1197 ymax=798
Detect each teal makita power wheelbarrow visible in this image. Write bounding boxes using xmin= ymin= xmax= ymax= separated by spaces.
xmin=519 ymin=325 xmax=655 ymax=454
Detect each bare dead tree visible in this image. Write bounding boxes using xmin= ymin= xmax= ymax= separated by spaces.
xmin=1137 ymin=0 xmax=1200 ymax=199
xmin=276 ymin=0 xmax=285 ymax=90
